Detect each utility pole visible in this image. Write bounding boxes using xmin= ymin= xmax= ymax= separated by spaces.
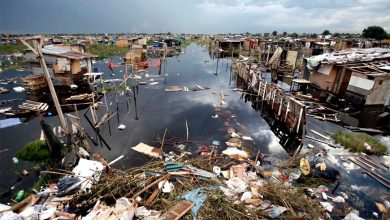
xmin=20 ymin=36 xmax=68 ymax=133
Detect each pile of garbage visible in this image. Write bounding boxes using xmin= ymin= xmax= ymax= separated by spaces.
xmin=3 ymin=141 xmax=385 ymax=220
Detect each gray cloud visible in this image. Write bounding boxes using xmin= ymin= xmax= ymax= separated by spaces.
xmin=0 ymin=0 xmax=389 ymax=34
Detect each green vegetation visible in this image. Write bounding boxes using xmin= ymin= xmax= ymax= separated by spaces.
xmin=362 ymin=26 xmax=388 ymax=40
xmin=33 ymin=175 xmax=49 ymax=191
xmin=16 ymin=140 xmax=50 ymax=161
xmin=332 ymin=131 xmax=387 ymax=155
xmin=86 ymin=44 xmax=128 ymax=59
xmin=0 ymin=43 xmax=26 ymax=54
xmin=102 ymin=84 xmax=127 ymax=93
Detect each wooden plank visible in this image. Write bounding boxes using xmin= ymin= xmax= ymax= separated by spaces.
xmin=161 ymin=200 xmax=194 ymax=220
xmin=310 ymin=129 xmax=331 ymax=140
xmin=349 ymin=158 xmax=390 ymax=188
xmin=359 ymin=156 xmax=389 ymax=173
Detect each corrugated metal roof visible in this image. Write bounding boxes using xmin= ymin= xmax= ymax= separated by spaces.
xmin=41 ymin=45 xmax=96 ymax=60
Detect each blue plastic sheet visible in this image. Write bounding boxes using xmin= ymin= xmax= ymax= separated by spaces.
xmin=181 ymin=188 xmax=207 ymax=220
xmin=0 ymin=118 xmax=21 ymax=129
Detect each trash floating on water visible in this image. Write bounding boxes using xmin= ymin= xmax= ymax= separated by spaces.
xmin=212 ymin=140 xmax=221 ymax=146
xmin=242 ymin=136 xmax=253 ymax=141
xmin=165 ymin=85 xmax=182 ymax=92
xmin=13 ymin=86 xmax=25 ymax=93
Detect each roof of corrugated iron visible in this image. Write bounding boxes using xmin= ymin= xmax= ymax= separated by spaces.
xmin=41 ymin=45 xmax=96 ymax=60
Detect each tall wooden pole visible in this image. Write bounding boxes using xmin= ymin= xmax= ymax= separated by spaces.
xmin=21 ymin=36 xmax=68 ymax=133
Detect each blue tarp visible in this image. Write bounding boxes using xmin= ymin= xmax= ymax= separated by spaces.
xmin=0 ymin=118 xmax=21 ymax=129
xmin=181 ymin=188 xmax=207 ymax=220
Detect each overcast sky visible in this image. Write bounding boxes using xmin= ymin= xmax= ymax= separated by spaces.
xmin=1 ymin=0 xmax=389 ymax=34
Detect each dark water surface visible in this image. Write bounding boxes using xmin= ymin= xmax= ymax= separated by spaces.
xmin=0 ymin=44 xmax=286 ymax=203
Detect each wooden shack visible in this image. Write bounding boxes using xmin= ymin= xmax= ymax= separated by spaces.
xmin=23 ymin=44 xmax=96 ymax=89
xmin=301 ymin=48 xmax=390 ymax=106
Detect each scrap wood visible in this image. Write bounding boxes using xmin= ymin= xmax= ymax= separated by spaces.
xmin=349 ymin=158 xmax=390 ymax=188
xmin=358 ymin=156 xmax=388 ymax=172
xmin=131 ymin=173 xmax=171 ymax=200
xmin=132 ymin=142 xmax=162 ymax=158
xmin=305 ymin=135 xmax=338 ymax=148
xmin=9 ymin=194 xmax=37 ymax=213
xmin=165 ymin=86 xmax=182 ymax=92
xmin=55 ymin=211 xmax=76 ymax=218
xmin=161 ymin=200 xmax=194 ymax=220
xmin=310 ymin=129 xmax=330 ymax=140
xmin=362 ymin=155 xmax=389 ymax=170
xmin=146 ymin=176 xmax=170 ymax=205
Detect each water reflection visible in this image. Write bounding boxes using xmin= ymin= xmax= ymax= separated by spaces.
xmin=0 ymin=44 xmax=287 ymax=203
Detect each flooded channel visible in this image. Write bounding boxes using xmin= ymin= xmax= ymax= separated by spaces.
xmin=0 ymin=44 xmax=288 ymax=203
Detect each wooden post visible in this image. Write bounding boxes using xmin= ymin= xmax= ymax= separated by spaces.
xmin=266 ymin=45 xmax=271 ymax=64
xmin=21 ymin=36 xmax=68 ymax=133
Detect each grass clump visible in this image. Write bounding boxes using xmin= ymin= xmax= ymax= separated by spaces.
xmin=16 ymin=140 xmax=50 ymax=161
xmin=0 ymin=43 xmax=27 ymax=54
xmin=86 ymin=44 xmax=128 ymax=59
xmin=332 ymin=131 xmax=387 ymax=155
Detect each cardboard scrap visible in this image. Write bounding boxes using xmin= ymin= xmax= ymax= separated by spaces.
xmin=132 ymin=142 xmax=162 ymax=158
xmin=165 ymin=86 xmax=183 ymax=92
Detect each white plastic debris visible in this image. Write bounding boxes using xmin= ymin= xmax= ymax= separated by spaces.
xmin=212 ymin=166 xmax=221 ymax=176
xmin=70 ymin=84 xmax=78 ymax=89
xmin=176 ymin=144 xmax=186 ymax=150
xmin=220 ymin=186 xmax=236 ymax=198
xmin=0 ymin=204 xmax=11 ymax=212
xmin=114 ymin=197 xmax=136 ymax=220
xmin=225 ymin=177 xmax=248 ymax=193
xmin=13 ymin=87 xmax=25 ymax=93
xmin=135 ymin=206 xmax=161 ymax=220
xmin=0 ymin=211 xmax=21 ymax=220
xmin=211 ymin=114 xmax=218 ymax=119
xmin=322 ymin=192 xmax=328 ymax=200
xmin=240 ymin=191 xmax=253 ymax=202
xmin=118 ymin=124 xmax=126 ymax=130
xmin=343 ymin=212 xmax=365 ymax=220
xmin=242 ymin=136 xmax=253 ymax=141
xmin=158 ymin=181 xmax=174 ymax=193
xmin=78 ymin=147 xmax=90 ymax=158
xmin=307 ymin=144 xmax=315 ymax=149
xmin=340 ymin=192 xmax=349 ymax=200
xmin=384 ymin=200 xmax=390 ymax=209
xmin=72 ymin=158 xmax=104 ymax=191
xmin=332 ymin=196 xmax=345 ymax=203
xmin=231 ymin=132 xmax=240 ymax=138
xmin=222 ymin=147 xmax=248 ymax=159
xmin=364 ymin=142 xmax=372 ymax=151
xmin=263 ymin=205 xmax=288 ymax=218
xmin=320 ymin=202 xmax=333 ymax=212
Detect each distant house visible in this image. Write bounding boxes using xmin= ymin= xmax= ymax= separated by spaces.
xmin=116 ymin=39 xmax=129 ymax=48
xmin=301 ymin=48 xmax=390 ymax=106
xmin=23 ymin=44 xmax=96 ymax=92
